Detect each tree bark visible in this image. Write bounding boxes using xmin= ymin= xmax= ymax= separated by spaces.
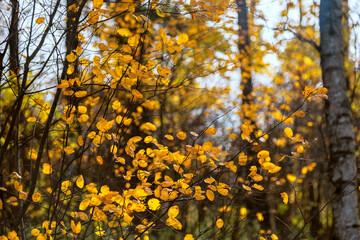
xmin=236 ymin=0 xmax=252 ymax=103
xmin=319 ymin=0 xmax=360 ymax=239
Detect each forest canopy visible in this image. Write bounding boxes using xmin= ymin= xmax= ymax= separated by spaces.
xmin=0 ymin=0 xmax=359 ymax=239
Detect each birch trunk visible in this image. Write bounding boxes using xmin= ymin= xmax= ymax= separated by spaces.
xmin=319 ymin=0 xmax=360 ymax=239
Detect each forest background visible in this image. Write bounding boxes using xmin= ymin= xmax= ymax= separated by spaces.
xmin=0 ymin=0 xmax=359 ymax=239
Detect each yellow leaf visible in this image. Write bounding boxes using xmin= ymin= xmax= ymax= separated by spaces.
xmin=78 ymin=135 xmax=84 ymax=146
xmin=57 ymin=80 xmax=69 ymax=88
xmin=256 ymin=212 xmax=264 ymax=221
xmin=96 ymin=156 xmax=103 ymax=165
xmin=0 ymin=199 xmax=2 ymax=210
xmin=131 ymin=89 xmax=143 ymax=99
xmin=31 ymin=229 xmax=40 ymax=236
xmin=14 ymin=181 xmax=22 ymax=192
xmin=67 ymin=64 xmax=75 ymax=75
xmin=238 ymin=152 xmax=247 ymax=165
xmin=27 ymin=117 xmax=37 ymax=122
xmin=112 ymin=100 xmax=121 ymax=110
xmin=79 ymin=199 xmax=90 ymax=211
xmin=216 ymin=218 xmax=224 ymax=228
xmin=184 ymin=234 xmax=194 ymax=240
xmin=270 ymin=234 xmax=279 ymax=240
xmin=42 ymin=163 xmax=53 ymax=174
xmin=94 ymin=226 xmax=104 ymax=236
xmin=257 ymin=150 xmax=269 ymax=159
xmin=77 ymin=106 xmax=87 ymax=114
xmin=317 ymin=87 xmax=328 ymax=94
xmin=75 ymin=45 xmax=82 ymax=55
xmin=116 ymin=157 xmax=125 ymax=164
xmin=281 ymin=192 xmax=288 ymax=204
xmin=217 ymin=183 xmax=229 ymax=196
xmin=206 ymin=189 xmax=214 ymax=201
xmin=66 ymin=52 xmax=77 ymax=62
xmin=74 ymin=91 xmax=87 ymax=98
xmin=32 ymin=192 xmax=41 ymax=202
xmin=166 ymin=217 xmax=182 ymax=230
xmin=87 ymin=11 xmax=99 ymax=25
xmin=148 ymin=198 xmax=161 ymax=211
xmin=165 ymin=134 xmax=174 ymax=140
xmin=177 ymin=33 xmax=189 ymax=45
xmin=252 ymin=174 xmax=263 ymax=182
xmin=35 ymin=17 xmax=45 ymax=24
xmin=176 ymin=131 xmax=186 ymax=140
xmin=242 ymin=184 xmax=251 ymax=191
xmin=229 ymin=133 xmax=237 ymax=140
xmin=297 ymin=145 xmax=304 ymax=153
xmin=93 ymin=0 xmax=103 ymax=9
xmin=76 ymin=175 xmax=84 ymax=188
xmin=295 ymin=110 xmax=305 ymax=118
xmin=19 ymin=191 xmax=27 ymax=200
xmin=168 ymin=205 xmax=179 ymax=218
xmin=205 ymin=127 xmax=216 ymax=135
xmin=78 ymin=114 xmax=89 ymax=123
xmin=71 ymin=220 xmax=81 ymax=234
xmin=64 ymin=146 xmax=75 ymax=155
xmin=157 ymin=65 xmax=171 ymax=77
xmin=155 ymin=8 xmax=165 ymax=17
xmin=98 ymin=43 xmax=108 ymax=51
xmin=128 ymin=35 xmax=139 ymax=47
xmin=253 ymin=184 xmax=264 ymax=191
xmin=110 ymin=145 xmax=117 ymax=154
xmin=61 ymin=180 xmax=71 ymax=195
xmin=28 ymin=149 xmax=38 ymax=160
xmin=117 ymin=28 xmax=132 ymax=37
xmin=286 ymin=174 xmax=296 ymax=182
xmin=284 ymin=127 xmax=293 ymax=138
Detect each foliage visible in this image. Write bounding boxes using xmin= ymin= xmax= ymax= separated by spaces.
xmin=0 ymin=0 xmax=359 ymax=239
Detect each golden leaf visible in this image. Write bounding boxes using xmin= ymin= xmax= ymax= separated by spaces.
xmin=87 ymin=11 xmax=99 ymax=25
xmin=35 ymin=17 xmax=45 ymax=24
xmin=76 ymin=175 xmax=84 ymax=188
xmin=177 ymin=33 xmax=189 ymax=45
xmin=148 ymin=198 xmax=161 ymax=211
xmin=216 ymin=218 xmax=224 ymax=228
xmin=281 ymin=192 xmax=288 ymax=204
xmin=42 ymin=163 xmax=53 ymax=174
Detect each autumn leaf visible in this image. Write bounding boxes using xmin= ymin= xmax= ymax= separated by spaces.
xmin=66 ymin=52 xmax=77 ymax=62
xmin=176 ymin=131 xmax=186 ymax=140
xmin=87 ymin=11 xmax=99 ymax=25
xmin=76 ymin=175 xmax=84 ymax=188
xmin=117 ymin=28 xmax=132 ymax=37
xmin=168 ymin=205 xmax=179 ymax=218
xmin=42 ymin=163 xmax=53 ymax=174
xmin=206 ymin=189 xmax=215 ymax=201
xmin=35 ymin=17 xmax=45 ymax=24
xmin=216 ymin=218 xmax=224 ymax=228
xmin=71 ymin=220 xmax=81 ymax=234
xmin=93 ymin=0 xmax=103 ymax=9
xmin=148 ymin=198 xmax=161 ymax=211
xmin=281 ymin=192 xmax=288 ymax=204
xmin=27 ymin=117 xmax=37 ymax=122
xmin=177 ymin=33 xmax=189 ymax=45
xmin=284 ymin=127 xmax=293 ymax=138
xmin=32 ymin=192 xmax=41 ymax=202
xmin=238 ymin=152 xmax=247 ymax=165
xmin=184 ymin=234 xmax=194 ymax=240
xmin=205 ymin=127 xmax=216 ymax=135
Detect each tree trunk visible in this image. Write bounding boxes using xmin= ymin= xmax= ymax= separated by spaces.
xmin=319 ymin=0 xmax=360 ymax=239
xmin=236 ymin=0 xmax=252 ymax=103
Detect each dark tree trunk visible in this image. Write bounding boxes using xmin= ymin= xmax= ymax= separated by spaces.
xmin=319 ymin=0 xmax=360 ymax=239
xmin=236 ymin=0 xmax=252 ymax=103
